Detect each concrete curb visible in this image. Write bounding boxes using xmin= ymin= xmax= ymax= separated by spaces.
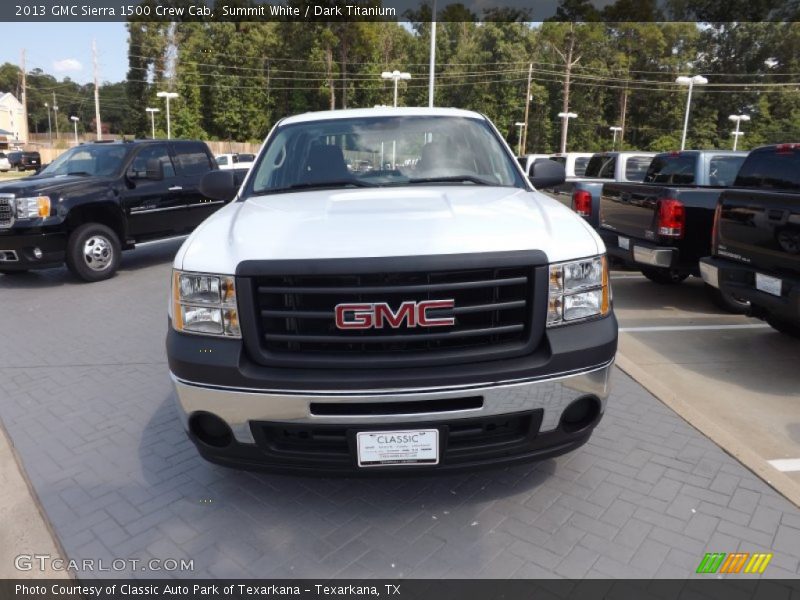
xmin=615 ymin=352 xmax=800 ymax=509
xmin=0 ymin=418 xmax=73 ymax=579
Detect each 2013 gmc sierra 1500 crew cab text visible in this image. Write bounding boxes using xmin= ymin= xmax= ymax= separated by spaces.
xmin=0 ymin=139 xmax=233 ymax=281
xmin=166 ymin=108 xmax=618 ymax=474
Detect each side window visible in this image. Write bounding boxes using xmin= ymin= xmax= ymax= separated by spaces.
xmin=131 ymin=145 xmax=175 ymax=178
xmin=216 ymin=156 xmax=229 ymax=166
xmin=625 ymin=156 xmax=655 ymax=182
xmin=574 ymin=157 xmax=590 ymax=177
xmin=599 ymin=157 xmax=617 ymax=179
xmin=174 ymin=143 xmax=214 ymax=177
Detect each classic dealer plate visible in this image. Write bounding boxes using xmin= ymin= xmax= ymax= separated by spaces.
xmin=356 ymin=429 xmax=439 ymax=467
xmin=755 ymin=272 xmax=782 ymax=297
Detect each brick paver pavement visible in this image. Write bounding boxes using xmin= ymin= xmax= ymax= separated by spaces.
xmin=1 ymin=240 xmax=799 ymax=579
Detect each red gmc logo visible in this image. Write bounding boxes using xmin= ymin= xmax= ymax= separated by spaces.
xmin=335 ymin=300 xmax=455 ymax=330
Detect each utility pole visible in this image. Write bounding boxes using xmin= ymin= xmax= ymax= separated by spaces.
xmin=93 ymin=39 xmax=102 ymax=140
xmin=521 ymin=62 xmax=533 ymax=154
xmin=552 ymin=24 xmax=580 ymax=156
xmin=20 ymin=49 xmax=28 ymax=145
xmin=619 ymin=83 xmax=629 ymax=147
xmin=52 ymin=91 xmax=59 ymax=140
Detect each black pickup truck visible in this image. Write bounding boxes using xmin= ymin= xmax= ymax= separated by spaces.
xmin=597 ymin=150 xmax=747 ymax=299
xmin=0 ymin=139 xmax=239 ymax=282
xmin=700 ymin=144 xmax=800 ymax=337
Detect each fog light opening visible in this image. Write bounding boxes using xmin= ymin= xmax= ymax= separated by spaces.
xmin=33 ymin=247 xmax=43 ymax=259
xmin=560 ymin=396 xmax=601 ymax=434
xmin=189 ymin=412 xmax=233 ymax=448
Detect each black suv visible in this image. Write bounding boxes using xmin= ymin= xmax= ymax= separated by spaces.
xmin=7 ymin=150 xmax=41 ymax=172
xmin=0 ymin=139 xmax=236 ymax=281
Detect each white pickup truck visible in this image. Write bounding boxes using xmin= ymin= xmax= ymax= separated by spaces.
xmin=166 ymin=107 xmax=617 ymax=474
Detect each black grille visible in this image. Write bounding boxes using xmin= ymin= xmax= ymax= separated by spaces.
xmin=245 ymin=264 xmax=537 ymax=367
xmin=0 ymin=196 xmax=12 ymax=228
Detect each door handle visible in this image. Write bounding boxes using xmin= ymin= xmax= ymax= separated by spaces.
xmin=168 ymin=186 xmax=183 ymax=191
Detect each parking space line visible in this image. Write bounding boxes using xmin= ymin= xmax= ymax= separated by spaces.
xmin=620 ymin=324 xmax=771 ymax=332
xmin=768 ymin=459 xmax=800 ymax=472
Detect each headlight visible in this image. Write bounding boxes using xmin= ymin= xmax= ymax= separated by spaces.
xmin=547 ymin=255 xmax=609 ymax=327
xmin=172 ymin=270 xmax=240 ymax=337
xmin=14 ymin=196 xmax=50 ymax=219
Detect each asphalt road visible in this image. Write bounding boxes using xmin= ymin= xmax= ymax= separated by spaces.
xmin=0 ymin=242 xmax=799 ymax=580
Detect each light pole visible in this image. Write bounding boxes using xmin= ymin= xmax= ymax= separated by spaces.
xmin=609 ymin=126 xmax=622 ymax=149
xmin=53 ymin=102 xmax=59 ymax=140
xmin=70 ymin=116 xmax=79 ymax=145
xmin=381 ymin=70 xmax=411 ymax=107
xmin=145 ymin=107 xmax=160 ymax=138
xmin=44 ymin=102 xmax=52 ymax=145
xmin=428 ymin=0 xmax=436 ymax=107
xmin=676 ymin=75 xmax=708 ymax=151
xmin=515 ymin=122 xmax=525 ymax=156
xmin=728 ymin=114 xmax=750 ymax=151
xmin=557 ymin=112 xmax=577 ymax=153
xmin=156 ymin=91 xmax=179 ymax=139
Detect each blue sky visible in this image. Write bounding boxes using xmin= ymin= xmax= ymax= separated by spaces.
xmin=0 ymin=22 xmax=129 ymax=84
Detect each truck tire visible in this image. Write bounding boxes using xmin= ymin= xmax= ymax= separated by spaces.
xmin=641 ymin=267 xmax=689 ymax=285
xmin=766 ymin=316 xmax=800 ymax=339
xmin=705 ymin=284 xmax=750 ymax=314
xmin=66 ymin=223 xmax=121 ymax=282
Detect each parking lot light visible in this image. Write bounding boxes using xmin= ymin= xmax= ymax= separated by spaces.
xmin=557 ymin=112 xmax=577 ymax=153
xmin=610 ymin=126 xmax=622 ymax=149
xmin=145 ymin=107 xmax=160 ymax=139
xmin=676 ymin=75 xmax=708 ymax=151
xmin=70 ymin=116 xmax=79 ymax=145
xmin=381 ymin=70 xmax=411 ymax=108
xmin=728 ymin=114 xmax=751 ymax=151
xmin=156 ymin=92 xmax=179 ymax=139
xmin=515 ymin=122 xmax=525 ymax=156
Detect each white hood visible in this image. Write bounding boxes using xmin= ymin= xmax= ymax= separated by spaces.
xmin=176 ymin=186 xmax=603 ymax=274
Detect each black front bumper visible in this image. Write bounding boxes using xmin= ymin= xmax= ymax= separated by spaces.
xmin=700 ymin=257 xmax=800 ymax=323
xmin=191 ymin=410 xmax=599 ymax=476
xmin=0 ymin=230 xmax=66 ymax=270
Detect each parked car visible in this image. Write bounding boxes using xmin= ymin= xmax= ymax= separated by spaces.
xmin=516 ymin=153 xmax=551 ymax=175
xmin=216 ymin=153 xmax=255 ymax=171
xmin=6 ymin=150 xmax=41 ymax=172
xmin=542 ymin=151 xmax=657 ymax=227
xmin=700 ymin=144 xmax=800 ymax=336
xmin=0 ymin=152 xmax=10 ymax=172
xmin=167 ymin=107 xmax=617 ymax=474
xmin=549 ymin=152 xmax=594 ymax=177
xmin=0 ymin=139 xmax=230 ymax=281
xmin=598 ymin=151 xmax=747 ymax=302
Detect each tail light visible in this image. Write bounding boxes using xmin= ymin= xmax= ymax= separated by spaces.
xmin=572 ymin=190 xmax=592 ymax=217
xmin=657 ymin=198 xmax=685 ymax=238
xmin=711 ymin=201 xmax=722 ymax=253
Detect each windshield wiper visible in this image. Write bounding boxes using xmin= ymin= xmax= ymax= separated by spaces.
xmin=263 ymin=179 xmax=378 ymax=194
xmin=408 ymin=175 xmax=495 ymax=186
xmin=66 ymin=171 xmax=92 ymax=176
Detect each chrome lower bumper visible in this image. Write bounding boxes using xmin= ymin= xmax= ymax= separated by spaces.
xmin=170 ymin=361 xmax=614 ymax=444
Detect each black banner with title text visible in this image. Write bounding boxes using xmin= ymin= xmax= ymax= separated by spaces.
xmin=2 ymin=0 xmax=799 ymax=22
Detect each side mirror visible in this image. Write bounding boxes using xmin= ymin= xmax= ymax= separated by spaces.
xmin=529 ymin=159 xmax=566 ymax=189
xmin=145 ymin=158 xmax=164 ymax=181
xmin=200 ymin=169 xmax=237 ymax=201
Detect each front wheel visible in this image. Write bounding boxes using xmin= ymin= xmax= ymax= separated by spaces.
xmin=641 ymin=267 xmax=689 ymax=285
xmin=66 ymin=223 xmax=121 ymax=282
xmin=766 ymin=315 xmax=800 ymax=338
xmin=705 ymin=285 xmax=750 ymax=314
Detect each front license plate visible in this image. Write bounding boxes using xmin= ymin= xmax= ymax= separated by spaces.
xmin=356 ymin=429 xmax=439 ymax=467
xmin=755 ymin=273 xmax=782 ymax=297
xmin=618 ymin=236 xmax=630 ymax=250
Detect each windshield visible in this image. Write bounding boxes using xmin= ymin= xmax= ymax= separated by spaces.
xmin=249 ymin=115 xmax=525 ymax=195
xmin=39 ymin=145 xmax=129 ymax=177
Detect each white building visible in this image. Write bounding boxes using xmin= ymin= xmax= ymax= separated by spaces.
xmin=0 ymin=93 xmax=28 ymax=146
